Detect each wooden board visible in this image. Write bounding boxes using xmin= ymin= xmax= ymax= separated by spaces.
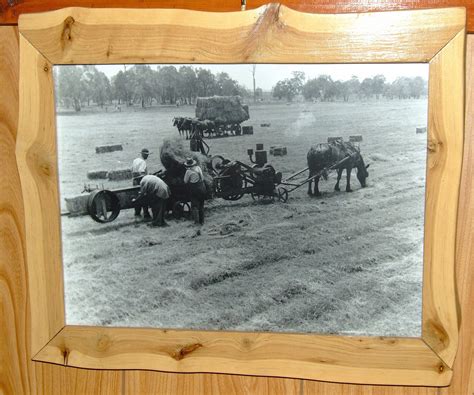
xmin=124 ymin=371 xmax=301 ymax=394
xmin=1 ymin=10 xmax=473 ymax=395
xmin=16 ymin=34 xmax=65 ymax=357
xmin=19 ymin=6 xmax=465 ymax=64
xmin=34 ymin=363 xmax=122 ymax=394
xmin=1 ymin=0 xmax=474 ymax=32
xmin=0 ymin=25 xmax=36 ymax=395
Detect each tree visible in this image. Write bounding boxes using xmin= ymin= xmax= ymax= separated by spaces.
xmin=372 ymin=74 xmax=386 ymax=99
xmin=272 ymin=71 xmax=305 ymax=101
xmin=409 ymin=76 xmax=426 ymax=99
xmin=196 ymin=68 xmax=217 ymax=97
xmin=56 ymin=66 xmax=86 ymax=111
xmin=177 ymin=66 xmax=197 ymax=104
xmin=216 ymin=72 xmax=241 ymax=96
xmin=113 ymin=69 xmax=134 ymax=105
xmin=158 ymin=66 xmax=180 ymax=104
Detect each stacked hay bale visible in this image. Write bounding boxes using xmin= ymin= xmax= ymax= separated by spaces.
xmin=160 ymin=138 xmax=213 ymax=198
xmin=196 ymin=96 xmax=250 ymax=123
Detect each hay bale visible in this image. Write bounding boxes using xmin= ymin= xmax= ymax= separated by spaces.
xmin=327 ymin=137 xmax=343 ymax=143
xmin=160 ymin=138 xmax=213 ymax=193
xmin=349 ymin=135 xmax=363 ymax=142
xmin=95 ymin=144 xmax=123 ymax=154
xmin=270 ymin=145 xmax=287 ymax=156
xmin=242 ymin=126 xmax=253 ymax=135
xmin=195 ymin=96 xmax=249 ymax=123
xmin=107 ymin=169 xmax=132 ymax=181
xmin=416 ymin=127 xmax=427 ymax=134
xmin=260 ymin=123 xmax=271 ymax=127
xmin=64 ymin=195 xmax=89 ymax=215
xmin=87 ymin=170 xmax=108 ymax=180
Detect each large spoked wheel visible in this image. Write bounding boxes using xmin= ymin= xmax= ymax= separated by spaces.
xmin=277 ymin=187 xmax=289 ymax=203
xmin=87 ymin=190 xmax=121 ymax=223
xmin=172 ymin=201 xmax=191 ymax=220
xmin=217 ymin=174 xmax=246 ymax=201
xmin=211 ymin=155 xmax=226 ymax=173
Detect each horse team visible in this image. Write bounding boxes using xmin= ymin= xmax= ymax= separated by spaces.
xmin=173 ymin=117 xmax=242 ymax=139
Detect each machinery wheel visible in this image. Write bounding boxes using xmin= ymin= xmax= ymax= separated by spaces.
xmin=211 ymin=155 xmax=226 ymax=172
xmin=87 ymin=189 xmax=121 ymax=223
xmin=277 ymin=187 xmax=289 ymax=203
xmin=172 ymin=201 xmax=191 ymax=219
xmin=218 ymin=174 xmax=246 ymax=201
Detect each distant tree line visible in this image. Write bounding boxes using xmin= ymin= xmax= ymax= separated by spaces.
xmin=55 ymin=65 xmax=251 ymax=111
xmin=272 ymin=72 xmax=427 ymax=102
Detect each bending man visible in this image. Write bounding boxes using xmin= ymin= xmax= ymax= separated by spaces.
xmin=133 ymin=174 xmax=170 ymax=227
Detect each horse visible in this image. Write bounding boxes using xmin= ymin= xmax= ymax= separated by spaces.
xmin=307 ymin=141 xmax=369 ymax=196
xmin=172 ymin=117 xmax=185 ymax=138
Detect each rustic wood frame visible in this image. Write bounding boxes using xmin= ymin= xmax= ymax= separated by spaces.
xmin=16 ymin=4 xmax=465 ymax=386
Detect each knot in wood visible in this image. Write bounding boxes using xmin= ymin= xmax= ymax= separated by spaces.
xmin=96 ymin=334 xmax=111 ymax=351
xmin=171 ymin=343 xmax=203 ymax=361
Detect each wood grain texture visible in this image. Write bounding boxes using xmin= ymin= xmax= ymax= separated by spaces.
xmin=33 ymin=326 xmax=451 ymax=386
xmin=422 ymin=29 xmax=465 ymax=369
xmin=439 ymin=34 xmax=474 ymax=395
xmin=0 ymin=25 xmax=36 ymax=395
xmin=1 ymin=0 xmax=473 ymax=33
xmin=125 ymin=371 xmax=301 ymax=394
xmin=16 ymin=34 xmax=65 ymax=358
xmin=18 ymin=6 xmax=465 ymax=64
xmin=34 ymin=362 xmax=122 ymax=394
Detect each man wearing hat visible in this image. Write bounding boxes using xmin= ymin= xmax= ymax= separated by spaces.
xmin=183 ymin=157 xmax=207 ymax=225
xmin=132 ymin=148 xmax=150 ymax=219
xmin=132 ymin=174 xmax=170 ymax=227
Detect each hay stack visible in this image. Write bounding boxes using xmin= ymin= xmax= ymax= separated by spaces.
xmin=160 ymin=138 xmax=213 ymax=196
xmin=196 ymin=96 xmax=249 ymax=123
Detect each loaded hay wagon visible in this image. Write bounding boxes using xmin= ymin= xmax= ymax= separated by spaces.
xmin=195 ymin=96 xmax=250 ymax=138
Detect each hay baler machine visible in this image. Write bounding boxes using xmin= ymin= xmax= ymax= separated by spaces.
xmin=210 ymin=144 xmax=288 ymax=203
xmin=85 ymin=170 xmax=193 ymax=223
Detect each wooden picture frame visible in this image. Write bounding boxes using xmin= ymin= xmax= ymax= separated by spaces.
xmin=16 ymin=5 xmax=465 ymax=386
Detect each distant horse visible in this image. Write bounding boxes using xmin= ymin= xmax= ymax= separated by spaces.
xmin=307 ymin=141 xmax=369 ymax=196
xmin=173 ymin=117 xmax=193 ymax=139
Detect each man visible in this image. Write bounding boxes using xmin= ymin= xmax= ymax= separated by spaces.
xmin=132 ymin=148 xmax=150 ymax=219
xmin=183 ymin=157 xmax=207 ymax=225
xmin=133 ymin=174 xmax=170 ymax=227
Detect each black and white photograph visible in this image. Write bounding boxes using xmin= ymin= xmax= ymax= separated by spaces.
xmin=55 ymin=63 xmax=428 ymax=336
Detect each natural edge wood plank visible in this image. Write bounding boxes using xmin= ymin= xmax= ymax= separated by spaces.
xmin=0 ymin=25 xmax=36 ymax=395
xmin=125 ymin=370 xmax=301 ymax=395
xmin=439 ymin=34 xmax=474 ymax=395
xmin=2 ymin=0 xmax=474 ymax=33
xmin=16 ymin=34 xmax=65 ymax=357
xmin=17 ymin=6 xmax=465 ymax=64
xmin=422 ymin=29 xmax=465 ymax=369
xmin=33 ymin=326 xmax=452 ymax=386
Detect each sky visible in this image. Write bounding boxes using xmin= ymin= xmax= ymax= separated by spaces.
xmin=95 ymin=63 xmax=428 ymax=91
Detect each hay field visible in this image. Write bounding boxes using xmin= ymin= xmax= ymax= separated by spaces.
xmin=58 ymin=99 xmax=427 ymax=336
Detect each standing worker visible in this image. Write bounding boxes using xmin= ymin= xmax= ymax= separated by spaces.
xmin=132 ymin=174 xmax=170 ymax=227
xmin=132 ymin=148 xmax=150 ymax=219
xmin=183 ymin=157 xmax=207 ymax=225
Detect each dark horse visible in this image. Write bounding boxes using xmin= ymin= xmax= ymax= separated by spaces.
xmin=307 ymin=142 xmax=369 ymax=196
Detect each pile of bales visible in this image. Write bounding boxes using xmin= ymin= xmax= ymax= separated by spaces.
xmin=196 ymin=96 xmax=249 ymax=123
xmin=160 ymin=138 xmax=213 ymax=198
